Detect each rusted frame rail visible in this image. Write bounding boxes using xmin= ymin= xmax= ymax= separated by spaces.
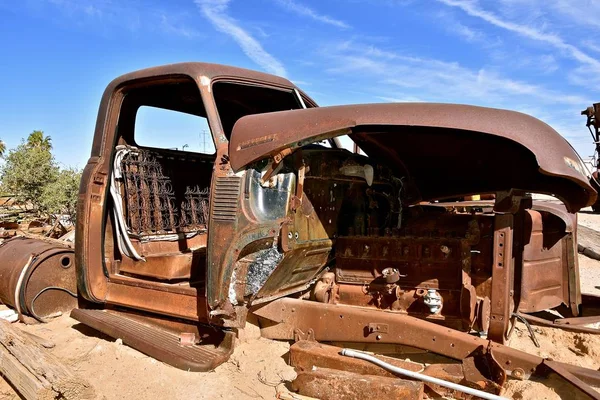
xmin=253 ymin=297 xmax=600 ymax=386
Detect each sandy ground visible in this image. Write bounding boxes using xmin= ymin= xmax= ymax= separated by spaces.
xmin=5 ymin=314 xmax=600 ymax=400
xmin=1 ymin=210 xmax=600 ymax=399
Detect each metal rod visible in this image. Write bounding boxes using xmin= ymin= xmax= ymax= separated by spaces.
xmin=341 ymin=348 xmax=508 ymax=400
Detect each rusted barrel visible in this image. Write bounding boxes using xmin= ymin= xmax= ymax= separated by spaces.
xmin=0 ymin=236 xmax=77 ymax=322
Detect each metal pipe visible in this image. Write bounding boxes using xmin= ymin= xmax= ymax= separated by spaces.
xmin=341 ymin=348 xmax=507 ymax=400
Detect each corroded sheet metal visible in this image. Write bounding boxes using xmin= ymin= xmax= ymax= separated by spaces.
xmin=290 ymin=340 xmax=501 ymax=398
xmin=229 ymin=103 xmax=595 ymax=211
xmin=519 ymin=210 xmax=569 ymax=313
xmin=292 ymin=367 xmax=424 ymax=400
xmin=0 ymin=237 xmax=77 ymax=321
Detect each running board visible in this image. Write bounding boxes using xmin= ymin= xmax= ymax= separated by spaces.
xmin=71 ymin=308 xmax=234 ymax=371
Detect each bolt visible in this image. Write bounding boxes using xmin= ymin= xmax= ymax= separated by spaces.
xmin=376 ymin=335 xmax=382 ymax=341
xmin=512 ymin=368 xmax=524 ymax=379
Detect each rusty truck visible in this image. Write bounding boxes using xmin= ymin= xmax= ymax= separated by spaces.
xmin=3 ymin=62 xmax=600 ymax=398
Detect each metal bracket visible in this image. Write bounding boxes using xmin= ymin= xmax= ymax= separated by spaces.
xmin=260 ymin=148 xmax=293 ymax=185
xmin=367 ymin=323 xmax=389 ymax=335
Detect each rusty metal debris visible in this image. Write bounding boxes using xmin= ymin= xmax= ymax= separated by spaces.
xmin=543 ymin=360 xmax=600 ymax=400
xmin=341 ymin=348 xmax=507 ymax=400
xmin=582 ymin=103 xmax=600 ymax=213
xmin=290 ymin=340 xmax=502 ymax=399
xmin=0 ymin=236 xmax=77 ymax=322
xmin=518 ymin=313 xmax=600 ymax=335
xmin=292 ymin=366 xmax=424 ymax=400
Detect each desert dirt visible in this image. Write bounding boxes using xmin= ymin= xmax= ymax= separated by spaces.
xmin=2 ymin=210 xmax=600 ymax=400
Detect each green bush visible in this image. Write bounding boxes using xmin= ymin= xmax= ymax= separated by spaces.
xmin=39 ymin=168 xmax=82 ymax=224
xmin=1 ymin=131 xmax=81 ymax=223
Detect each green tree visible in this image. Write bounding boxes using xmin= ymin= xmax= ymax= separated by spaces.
xmin=0 ymin=140 xmax=5 ymax=158
xmin=27 ymin=130 xmax=52 ymax=151
xmin=39 ymin=167 xmax=82 ymax=224
xmin=1 ymin=139 xmax=58 ymax=210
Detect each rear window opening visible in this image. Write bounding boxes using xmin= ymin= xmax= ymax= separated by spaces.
xmin=135 ymin=106 xmax=215 ymax=154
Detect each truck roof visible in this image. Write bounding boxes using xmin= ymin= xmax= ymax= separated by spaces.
xmin=108 ymin=62 xmax=295 ymax=89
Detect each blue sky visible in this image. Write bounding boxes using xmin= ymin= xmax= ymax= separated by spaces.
xmin=0 ymin=0 xmax=598 ymax=168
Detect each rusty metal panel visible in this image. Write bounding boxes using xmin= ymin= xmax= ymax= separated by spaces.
xmin=0 ymin=237 xmax=77 ymax=321
xmin=292 ymin=366 xmax=424 ymax=400
xmin=488 ymin=214 xmax=514 ymax=343
xmin=290 ymin=340 xmax=424 ymax=378
xmin=118 ymin=253 xmax=196 ymax=281
xmin=518 ymin=210 xmax=568 ymax=313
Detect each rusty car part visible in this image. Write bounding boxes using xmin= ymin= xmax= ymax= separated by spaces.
xmin=543 ymin=360 xmax=600 ymax=400
xmin=253 ymin=297 xmax=600 ymax=386
xmin=341 ymin=349 xmax=507 ymax=400
xmin=118 ymin=146 xmax=210 ymax=235
xmin=290 ymin=340 xmax=425 ymax=377
xmin=71 ymin=308 xmax=235 ymax=371
xmin=76 ymin=63 xmax=318 ymax=325
xmin=554 ymin=315 xmax=600 ymax=326
xmin=517 ymin=312 xmax=600 ymax=335
xmin=230 ymin=103 xmax=595 ymax=212
xmin=290 ymin=340 xmax=502 ymax=399
xmin=0 ymin=237 xmax=77 ymax=322
xmin=292 ymin=366 xmax=424 ymax=400
xmin=582 ymin=103 xmax=600 ymax=213
xmin=488 ymin=214 xmax=514 ymax=343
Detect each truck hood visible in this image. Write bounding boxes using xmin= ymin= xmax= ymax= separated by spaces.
xmin=229 ymin=103 xmax=596 ymax=212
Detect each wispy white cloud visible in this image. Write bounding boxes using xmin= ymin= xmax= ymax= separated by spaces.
xmin=48 ymin=0 xmax=103 ymax=17
xmin=319 ymin=39 xmax=595 ymax=153
xmin=195 ymin=0 xmax=286 ymax=77
xmin=160 ymin=14 xmax=202 ymax=38
xmin=323 ymin=41 xmax=591 ymax=106
xmin=436 ymin=0 xmax=600 ymax=74
xmin=450 ymin=22 xmax=481 ymax=42
xmin=41 ymin=0 xmax=200 ymax=37
xmin=583 ymin=40 xmax=600 ymax=55
xmin=274 ymin=0 xmax=350 ymax=29
xmin=548 ymin=0 xmax=600 ymax=31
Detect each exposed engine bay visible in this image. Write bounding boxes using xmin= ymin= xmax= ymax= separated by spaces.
xmin=300 ymin=147 xmax=491 ymax=332
xmin=237 ymin=145 xmax=575 ymax=339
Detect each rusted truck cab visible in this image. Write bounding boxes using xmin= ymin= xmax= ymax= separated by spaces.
xmin=75 ymin=62 xmax=597 ymax=371
xmin=76 ymin=63 xmax=317 ymax=323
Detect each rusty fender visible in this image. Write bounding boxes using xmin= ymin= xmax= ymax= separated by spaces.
xmin=252 ymin=297 xmax=600 ymax=385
